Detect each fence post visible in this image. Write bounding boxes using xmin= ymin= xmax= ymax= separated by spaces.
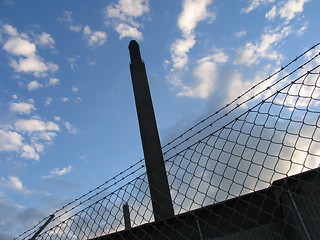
xmin=123 ymin=203 xmax=132 ymax=230
xmin=29 ymin=215 xmax=54 ymax=240
xmin=128 ymin=40 xmax=174 ymax=221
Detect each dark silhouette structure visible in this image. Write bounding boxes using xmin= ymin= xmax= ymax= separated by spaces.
xmin=128 ymin=40 xmax=174 ymax=221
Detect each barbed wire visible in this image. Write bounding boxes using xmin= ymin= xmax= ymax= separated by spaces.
xmin=16 ymin=42 xmax=320 ymax=240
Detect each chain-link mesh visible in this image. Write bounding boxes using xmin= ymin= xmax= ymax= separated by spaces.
xmin=16 ymin=43 xmax=320 ymax=240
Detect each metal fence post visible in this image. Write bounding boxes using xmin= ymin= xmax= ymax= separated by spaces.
xmin=128 ymin=40 xmax=174 ymax=221
xmin=29 ymin=215 xmax=54 ymax=240
xmin=123 ymin=202 xmax=132 ymax=230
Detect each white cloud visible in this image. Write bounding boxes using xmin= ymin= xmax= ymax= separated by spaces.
xmin=83 ymin=25 xmax=107 ymax=47
xmin=235 ymin=25 xmax=292 ymax=65
xmin=106 ymin=0 xmax=149 ymax=39
xmin=264 ymin=0 xmax=310 ymax=21
xmin=6 ymin=176 xmax=23 ymax=191
xmin=0 ymin=100 xmax=62 ymax=161
xmin=2 ymin=24 xmax=18 ymax=37
xmin=50 ymin=165 xmax=73 ymax=176
xmin=0 ymin=130 xmax=23 ymax=151
xmin=235 ymin=30 xmax=247 ymax=38
xmin=2 ymin=118 xmax=61 ymax=160
xmin=37 ymin=32 xmax=55 ymax=49
xmin=37 ymin=132 xmax=57 ymax=141
xmin=63 ymin=121 xmax=77 ymax=134
xmin=296 ymin=22 xmax=308 ymax=36
xmin=67 ymin=56 xmax=79 ymax=71
xmin=44 ymin=97 xmax=52 ymax=106
xmin=224 ymin=70 xmax=245 ymax=105
xmin=278 ymin=0 xmax=310 ymax=21
xmin=14 ymin=119 xmax=60 ymax=133
xmin=59 ymin=13 xmax=107 ymax=47
xmin=0 ymin=176 xmax=32 ymax=194
xmin=48 ymin=78 xmax=60 ymax=86
xmin=72 ymin=86 xmax=78 ymax=92
xmin=21 ymin=145 xmax=39 ymax=160
xmin=178 ymin=0 xmax=214 ymax=37
xmin=170 ymin=0 xmax=214 ymax=69
xmin=241 ymin=0 xmax=275 ymax=13
xmin=43 ymin=165 xmax=73 ymax=178
xmin=167 ymin=55 xmax=218 ymax=99
xmin=106 ymin=0 xmax=149 ymax=21
xmin=3 ymin=38 xmax=36 ymax=57
xmin=181 ymin=60 xmax=217 ymax=98
xmin=2 ymin=25 xmax=59 ymax=77
xmin=115 ymin=23 xmax=142 ymax=40
xmin=10 ymin=56 xmax=58 ymax=77
xmin=167 ymin=0 xmax=217 ymax=98
xmin=223 ymin=66 xmax=277 ymax=107
xmin=265 ymin=5 xmax=277 ymax=20
xmin=9 ymin=102 xmax=36 ymax=115
xmin=201 ymin=49 xmax=228 ymax=63
xmin=61 ymin=97 xmax=69 ymax=102
xmin=170 ymin=36 xmax=196 ymax=69
xmin=58 ymin=11 xmax=82 ymax=32
xmin=27 ymin=80 xmax=43 ymax=91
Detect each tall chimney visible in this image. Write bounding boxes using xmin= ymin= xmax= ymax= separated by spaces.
xmin=128 ymin=40 xmax=174 ymax=221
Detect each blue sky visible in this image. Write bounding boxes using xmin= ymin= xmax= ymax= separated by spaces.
xmin=0 ymin=0 xmax=319 ymax=238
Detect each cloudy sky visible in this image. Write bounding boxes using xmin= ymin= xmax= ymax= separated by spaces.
xmin=0 ymin=0 xmax=319 ymax=238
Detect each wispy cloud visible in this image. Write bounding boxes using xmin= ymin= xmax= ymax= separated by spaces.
xmin=6 ymin=176 xmax=23 ymax=191
xmin=235 ymin=30 xmax=247 ymax=38
xmin=44 ymin=97 xmax=53 ymax=106
xmin=67 ymin=55 xmax=80 ymax=71
xmin=58 ymin=11 xmax=82 ymax=32
xmin=170 ymin=0 xmax=214 ymax=70
xmin=241 ymin=0 xmax=311 ymax=22
xmin=0 ymin=176 xmax=31 ymax=194
xmin=42 ymin=165 xmax=73 ymax=179
xmin=265 ymin=0 xmax=311 ymax=22
xmin=63 ymin=121 xmax=78 ymax=134
xmin=53 ymin=117 xmax=77 ymax=134
xmin=59 ymin=11 xmax=107 ymax=47
xmin=240 ymin=0 xmax=275 ymax=13
xmin=234 ymin=25 xmax=292 ymax=65
xmin=167 ymin=0 xmax=218 ymax=99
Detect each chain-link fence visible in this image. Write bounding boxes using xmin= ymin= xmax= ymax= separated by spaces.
xmin=16 ymin=43 xmax=320 ymax=240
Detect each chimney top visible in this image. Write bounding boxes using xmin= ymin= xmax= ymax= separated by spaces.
xmin=129 ymin=40 xmax=142 ymax=62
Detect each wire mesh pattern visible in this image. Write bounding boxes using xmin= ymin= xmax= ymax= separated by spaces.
xmin=16 ymin=43 xmax=320 ymax=240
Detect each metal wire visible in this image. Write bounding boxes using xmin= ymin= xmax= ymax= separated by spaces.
xmin=16 ymin=43 xmax=320 ymax=240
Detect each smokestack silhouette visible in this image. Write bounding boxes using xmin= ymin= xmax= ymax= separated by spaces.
xmin=128 ymin=40 xmax=174 ymax=221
